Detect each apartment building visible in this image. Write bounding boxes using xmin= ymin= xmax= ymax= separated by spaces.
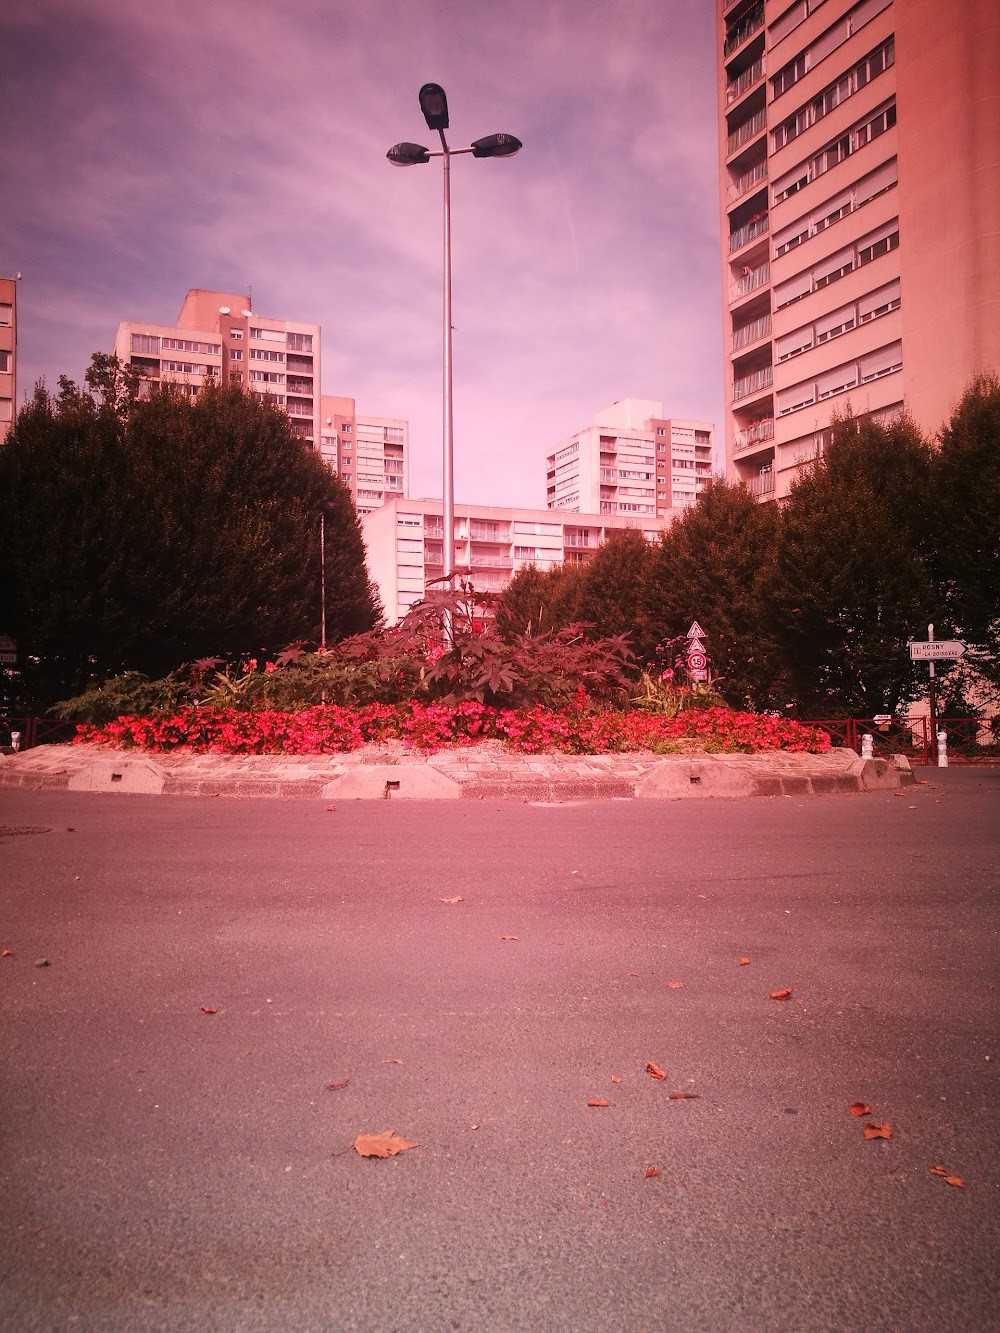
xmin=546 ymin=400 xmax=716 ymax=517
xmin=113 ymin=289 xmax=321 ymax=446
xmin=320 ymin=395 xmax=409 ymax=516
xmin=0 ymin=275 xmax=17 ymax=443
xmin=717 ymin=0 xmax=999 ymax=500
xmin=363 ymin=496 xmax=670 ymax=625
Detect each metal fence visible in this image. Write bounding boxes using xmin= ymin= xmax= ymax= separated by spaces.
xmin=809 ymin=716 xmax=1000 ymax=765
xmin=1 ymin=717 xmax=79 ymax=750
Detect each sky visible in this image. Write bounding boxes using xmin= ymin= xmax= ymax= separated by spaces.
xmin=1 ymin=0 xmax=726 ymax=509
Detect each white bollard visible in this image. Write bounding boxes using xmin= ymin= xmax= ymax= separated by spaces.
xmin=937 ymin=730 xmax=948 ymax=768
xmin=860 ymin=733 xmax=874 ymax=760
xmin=10 ymin=731 xmax=21 ymax=753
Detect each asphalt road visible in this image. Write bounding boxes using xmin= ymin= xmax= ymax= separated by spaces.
xmin=1 ymin=770 xmax=998 ymax=1333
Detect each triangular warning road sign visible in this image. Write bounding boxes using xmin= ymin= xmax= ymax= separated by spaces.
xmin=686 ymin=621 xmax=705 ymax=639
xmin=687 ymin=638 xmax=705 ymax=655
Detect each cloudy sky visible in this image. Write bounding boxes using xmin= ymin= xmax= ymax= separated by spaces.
xmin=2 ymin=0 xmax=725 ymax=508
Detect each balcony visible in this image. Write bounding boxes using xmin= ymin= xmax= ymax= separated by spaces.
xmin=732 ymin=312 xmax=772 ymax=353
xmin=600 ymin=468 xmax=617 ymax=482
xmin=730 ymin=261 xmax=770 ymax=302
xmin=470 ymin=554 xmax=513 ymax=570
xmin=726 ymin=57 xmax=764 ymax=105
xmin=724 ymin=4 xmax=763 ymax=57
xmin=746 ymin=471 xmax=776 ymax=498
xmin=727 ymin=107 xmax=767 ymax=157
xmin=729 ymin=211 xmax=768 ymax=253
xmin=733 ymin=365 xmax=773 ymax=402
xmin=728 ymin=159 xmax=767 ymax=203
xmin=734 ymin=418 xmax=775 ymax=453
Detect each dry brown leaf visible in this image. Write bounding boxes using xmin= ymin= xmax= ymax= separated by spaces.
xmin=668 ymin=1091 xmax=700 ymax=1100
xmin=611 ymin=1074 xmax=622 ymax=1084
xmin=696 ymin=894 xmax=708 ymax=900
xmin=769 ymin=988 xmax=793 ymax=1000
xmin=439 ymin=896 xmax=464 ymax=903
xmin=382 ymin=1058 xmax=403 ymax=1065
xmin=644 ymin=1167 xmax=661 ymax=1179
xmin=667 ymin=981 xmax=685 ymax=990
xmin=1 ymin=949 xmax=13 ymax=957
xmin=627 ymin=971 xmax=639 ymax=977
xmin=929 ymin=1164 xmax=948 ymax=1176
xmin=499 ymin=935 xmax=520 ymax=941
xmin=353 ymin=1129 xmax=420 ymax=1158
xmin=863 ymin=1122 xmax=892 ymax=1140
xmin=587 ymin=1098 xmax=610 ymax=1107
xmin=646 ymin=1061 xmax=667 ymax=1080
xmin=739 ymin=957 xmax=750 ymax=966
xmin=200 ymin=1006 xmax=218 ymax=1014
xmin=326 ymin=1080 xmax=349 ymax=1091
xmin=325 ymin=805 xmax=337 ymax=811
xmin=945 ymin=1175 xmax=965 ymax=1187
xmin=850 ymin=1103 xmax=872 ymax=1116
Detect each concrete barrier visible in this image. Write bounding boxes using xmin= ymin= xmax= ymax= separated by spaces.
xmin=67 ymin=757 xmax=166 ymax=795
xmin=321 ymin=764 xmax=461 ymax=800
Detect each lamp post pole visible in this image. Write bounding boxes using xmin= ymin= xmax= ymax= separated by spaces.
xmin=320 ymin=510 xmax=327 ymax=650
xmin=387 ymin=88 xmax=521 ymax=640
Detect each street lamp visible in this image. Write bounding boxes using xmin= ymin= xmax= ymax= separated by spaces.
xmin=387 ymin=84 xmax=522 ymax=635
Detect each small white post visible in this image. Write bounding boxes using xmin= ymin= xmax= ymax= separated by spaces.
xmin=860 ymin=733 xmax=874 ymax=760
xmin=937 ymin=730 xmax=948 ymax=768
xmin=10 ymin=731 xmax=21 ymax=752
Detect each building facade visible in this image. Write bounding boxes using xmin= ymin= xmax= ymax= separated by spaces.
xmin=0 ymin=275 xmax=17 ymax=443
xmin=546 ymin=400 xmax=715 ymax=517
xmin=320 ymin=395 xmax=409 ymax=516
xmin=113 ymin=289 xmax=322 ymax=446
xmin=717 ymin=0 xmax=1000 ymax=499
xmin=363 ymin=496 xmax=671 ymax=625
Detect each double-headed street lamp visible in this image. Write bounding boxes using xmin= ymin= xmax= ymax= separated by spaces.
xmin=388 ymin=84 xmax=521 ymax=631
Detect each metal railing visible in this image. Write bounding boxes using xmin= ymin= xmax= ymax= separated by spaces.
xmin=733 ymin=365 xmax=773 ymax=401
xmin=729 ymin=159 xmax=768 ymax=202
xmin=727 ymin=108 xmax=767 ymax=156
xmin=731 ymin=261 xmax=769 ymax=301
xmin=734 ymin=417 xmax=775 ymax=451
xmin=732 ymin=312 xmax=772 ymax=352
xmin=726 ymin=57 xmax=764 ymax=104
xmin=745 ymin=471 xmax=775 ymax=497
xmin=729 ymin=211 xmax=769 ymax=252
xmin=724 ymin=4 xmax=764 ymax=55
xmin=1 ymin=717 xmax=79 ymax=750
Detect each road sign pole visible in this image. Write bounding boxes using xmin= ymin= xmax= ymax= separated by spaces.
xmin=927 ymin=624 xmax=938 ymax=761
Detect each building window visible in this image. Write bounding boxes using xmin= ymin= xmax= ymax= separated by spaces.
xmin=250 ymin=370 xmax=285 ymax=383
xmin=286 ymin=332 xmax=313 ymax=352
xmin=162 ymin=337 xmax=221 ymax=355
xmin=229 ymin=348 xmax=243 ymax=361
xmin=0 ymin=398 xmax=11 ymax=422
xmin=0 ymin=350 xmax=10 ymax=373
xmin=342 ymin=423 xmax=352 ymax=433
xmin=249 ymin=348 xmax=285 ymax=362
xmin=130 ymin=333 xmax=160 ymax=354
xmin=250 ymin=326 xmax=287 ymax=344
xmin=229 ymin=329 xmax=243 ymax=340
xmin=0 ymin=304 xmax=12 ymax=326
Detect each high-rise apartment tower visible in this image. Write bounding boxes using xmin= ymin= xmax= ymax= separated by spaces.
xmin=717 ymin=0 xmax=999 ymax=499
xmin=320 ymin=395 xmax=409 ymax=516
xmin=0 ymin=275 xmax=18 ymax=443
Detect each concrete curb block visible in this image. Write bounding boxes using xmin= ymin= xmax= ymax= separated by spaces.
xmin=66 ymin=757 xmax=166 ymax=795
xmin=321 ymin=764 xmax=462 ymax=800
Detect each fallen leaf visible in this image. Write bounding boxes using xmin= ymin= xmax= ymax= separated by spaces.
xmin=353 ymin=1129 xmax=420 ymax=1158
xmin=667 ymin=981 xmax=685 ymax=990
xmin=200 ymin=1006 xmax=218 ymax=1014
xmin=325 ymin=805 xmax=337 ymax=812
xmin=382 ymin=1058 xmax=403 ymax=1065
xmin=668 ymin=1091 xmax=700 ymax=1100
xmin=611 ymin=1074 xmax=622 ymax=1084
xmin=1 ymin=949 xmax=13 ymax=957
xmin=696 ymin=893 xmax=708 ymax=900
xmin=627 ymin=971 xmax=639 ymax=977
xmin=864 ymin=1122 xmax=892 ymax=1140
xmin=499 ymin=935 xmax=520 ymax=941
xmin=929 ymin=1164 xmax=948 ymax=1176
xmin=439 ymin=896 xmax=464 ymax=903
xmin=739 ymin=957 xmax=750 ymax=966
xmin=945 ymin=1175 xmax=965 ymax=1187
xmin=850 ymin=1103 xmax=872 ymax=1116
xmin=769 ymin=989 xmax=793 ymax=1000
xmin=587 ymin=1098 xmax=610 ymax=1107
xmin=644 ymin=1167 xmax=661 ymax=1178
xmin=470 ymin=1123 xmax=479 ymax=1131
xmin=646 ymin=1062 xmax=667 ymax=1080
xmin=326 ymin=1080 xmax=350 ymax=1091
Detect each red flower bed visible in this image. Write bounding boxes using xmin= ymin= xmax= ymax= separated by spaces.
xmin=74 ymin=701 xmax=830 ymax=756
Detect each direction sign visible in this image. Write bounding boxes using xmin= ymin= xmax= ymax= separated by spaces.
xmin=908 ymin=640 xmax=965 ymax=661
xmin=686 ymin=621 xmax=705 ymax=640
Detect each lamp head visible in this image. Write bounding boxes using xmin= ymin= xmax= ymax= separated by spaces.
xmin=471 ymin=133 xmax=523 ymax=159
xmin=418 ymin=83 xmax=449 ymax=131
xmin=387 ymin=141 xmax=431 ymax=167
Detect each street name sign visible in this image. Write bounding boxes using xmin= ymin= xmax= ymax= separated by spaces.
xmin=908 ymin=640 xmax=965 ymax=661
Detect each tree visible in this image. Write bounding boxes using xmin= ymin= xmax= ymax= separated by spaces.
xmin=0 ymin=363 xmax=380 ymax=707
xmin=574 ymin=527 xmax=653 ymax=646
xmin=766 ymin=411 xmax=938 ymax=717
xmin=641 ymin=480 xmax=783 ymax=709
xmin=930 ymin=374 xmax=1000 ymax=697
xmin=495 ymin=562 xmax=585 ymax=638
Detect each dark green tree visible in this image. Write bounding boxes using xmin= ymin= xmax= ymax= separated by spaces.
xmin=575 ymin=527 xmax=653 ymax=646
xmin=767 ymin=411 xmax=937 ymax=717
xmin=930 ymin=373 xmax=1000 ymax=696
xmin=0 ymin=363 xmax=380 ymax=707
xmin=495 ymin=561 xmax=585 ymax=638
xmin=642 ymin=480 xmax=783 ymax=708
